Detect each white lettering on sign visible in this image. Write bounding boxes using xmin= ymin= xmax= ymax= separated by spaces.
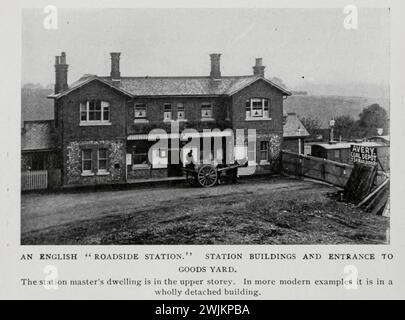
xmin=350 ymin=144 xmax=378 ymax=165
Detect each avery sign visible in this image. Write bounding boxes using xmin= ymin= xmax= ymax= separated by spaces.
xmin=350 ymin=145 xmax=377 ymax=165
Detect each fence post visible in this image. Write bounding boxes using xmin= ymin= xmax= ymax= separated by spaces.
xmin=322 ymin=159 xmax=326 ymax=180
xmin=297 ymin=155 xmax=303 ymax=179
xmin=301 ymin=156 xmax=304 ymax=178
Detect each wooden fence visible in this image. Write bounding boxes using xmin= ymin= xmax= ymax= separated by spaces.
xmin=281 ymin=151 xmax=353 ymax=187
xmin=21 ymin=170 xmax=48 ymax=191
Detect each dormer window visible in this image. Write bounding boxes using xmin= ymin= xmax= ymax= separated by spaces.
xmin=245 ymin=98 xmax=270 ymax=120
xmin=80 ymin=100 xmax=110 ymax=125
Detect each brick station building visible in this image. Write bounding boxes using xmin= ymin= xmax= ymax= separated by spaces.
xmin=48 ymin=52 xmax=291 ymax=186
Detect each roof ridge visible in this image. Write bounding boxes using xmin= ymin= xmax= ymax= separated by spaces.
xmin=50 ymin=74 xmax=291 ymax=99
xmin=100 ymin=75 xmax=257 ymax=79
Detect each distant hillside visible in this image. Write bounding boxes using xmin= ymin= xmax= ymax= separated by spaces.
xmin=284 ymin=95 xmax=389 ymax=128
xmin=21 ymin=87 xmax=390 ymax=130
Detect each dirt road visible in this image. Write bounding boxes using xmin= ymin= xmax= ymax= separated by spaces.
xmin=22 ymin=177 xmax=316 ymax=233
xmin=21 ymin=177 xmax=389 ymax=245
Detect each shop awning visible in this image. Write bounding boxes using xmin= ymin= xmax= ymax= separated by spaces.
xmin=127 ymin=131 xmax=233 ymax=141
xmin=127 ymin=133 xmax=180 ymax=141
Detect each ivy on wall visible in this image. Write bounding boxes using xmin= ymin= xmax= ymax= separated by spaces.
xmin=269 ymin=133 xmax=282 ymax=171
xmin=269 ymin=134 xmax=282 ymax=160
xmin=108 ymin=140 xmax=125 ymax=181
xmin=66 ymin=140 xmax=125 ymax=185
xmin=66 ymin=142 xmax=82 ymax=184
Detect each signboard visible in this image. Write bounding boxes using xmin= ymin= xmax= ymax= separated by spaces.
xmin=126 ymin=153 xmax=132 ymax=165
xmin=350 ymin=144 xmax=378 ymax=166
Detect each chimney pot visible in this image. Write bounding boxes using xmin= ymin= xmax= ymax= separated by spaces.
xmin=60 ymin=52 xmax=66 ymax=64
xmin=110 ymin=52 xmax=121 ymax=80
xmin=253 ymin=57 xmax=266 ymax=77
xmin=209 ymin=53 xmax=221 ymax=80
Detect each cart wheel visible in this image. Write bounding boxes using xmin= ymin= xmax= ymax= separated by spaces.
xmin=197 ymin=164 xmax=218 ymax=188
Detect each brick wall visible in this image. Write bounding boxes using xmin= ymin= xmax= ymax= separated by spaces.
xmin=127 ymin=97 xmax=231 ymax=134
xmin=282 ymin=138 xmax=304 ymax=154
xmin=230 ymin=79 xmax=284 ymax=134
xmin=230 ymin=79 xmax=286 ymax=174
xmin=58 ymin=80 xmax=128 ymax=141
xmin=55 ymin=78 xmax=288 ymax=184
xmin=63 ymin=139 xmax=126 ymax=185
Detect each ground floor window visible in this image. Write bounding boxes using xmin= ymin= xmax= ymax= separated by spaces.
xmin=128 ymin=140 xmax=152 ymax=167
xmin=98 ymin=148 xmax=108 ymax=172
xmin=259 ymin=141 xmax=269 ymax=161
xmin=82 ymin=149 xmax=92 ymax=173
xmin=81 ymin=148 xmax=109 ymax=174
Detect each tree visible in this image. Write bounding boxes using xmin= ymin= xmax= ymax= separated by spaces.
xmin=297 ymin=115 xmax=325 ymax=141
xmin=358 ymin=104 xmax=389 ymax=136
xmin=333 ymin=115 xmax=357 ymax=140
xmin=298 ymin=115 xmax=321 ymax=134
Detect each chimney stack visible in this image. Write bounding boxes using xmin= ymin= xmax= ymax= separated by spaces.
xmin=209 ymin=53 xmax=221 ymax=80
xmin=253 ymin=58 xmax=265 ymax=77
xmin=110 ymin=52 xmax=121 ymax=81
xmin=54 ymin=52 xmax=68 ymax=94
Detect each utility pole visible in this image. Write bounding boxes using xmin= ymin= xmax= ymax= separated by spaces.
xmin=329 ymin=119 xmax=335 ymax=143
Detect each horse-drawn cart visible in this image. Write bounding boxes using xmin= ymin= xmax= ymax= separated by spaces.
xmin=183 ymin=160 xmax=248 ymax=188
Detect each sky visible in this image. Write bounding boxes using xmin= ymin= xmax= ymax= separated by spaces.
xmin=22 ymin=8 xmax=390 ymax=96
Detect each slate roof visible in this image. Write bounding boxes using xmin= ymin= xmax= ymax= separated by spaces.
xmin=21 ymin=88 xmax=54 ymax=127
xmin=49 ymin=75 xmax=291 ymax=99
xmin=21 ymin=120 xmax=57 ymax=151
xmin=283 ymin=113 xmax=310 ymax=138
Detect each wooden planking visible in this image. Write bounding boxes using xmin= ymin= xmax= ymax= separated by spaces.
xmin=21 ymin=170 xmax=48 ymax=191
xmin=343 ymin=163 xmax=378 ymax=203
xmin=281 ymin=151 xmax=353 ymax=187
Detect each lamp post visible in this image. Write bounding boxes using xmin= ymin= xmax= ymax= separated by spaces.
xmin=329 ymin=119 xmax=335 ymax=143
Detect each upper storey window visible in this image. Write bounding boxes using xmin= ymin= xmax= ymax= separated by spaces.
xmin=177 ymin=103 xmax=185 ymax=120
xmin=164 ymin=104 xmax=172 ymax=121
xmin=245 ymin=98 xmax=270 ymax=120
xmin=201 ymin=103 xmax=213 ymax=120
xmin=135 ymin=104 xmax=147 ymax=119
xmin=80 ymin=100 xmax=110 ymax=125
